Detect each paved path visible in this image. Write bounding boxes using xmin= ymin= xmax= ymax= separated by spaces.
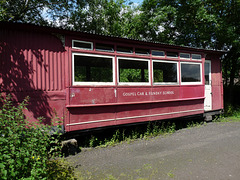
xmin=66 ymin=121 xmax=240 ymax=179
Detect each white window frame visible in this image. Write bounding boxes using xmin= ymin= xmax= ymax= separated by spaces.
xmin=180 ymin=62 xmax=202 ymax=85
xmin=117 ymin=57 xmax=151 ymax=86
xmin=72 ymin=53 xmax=115 ymax=86
xmin=192 ymin=54 xmax=202 ymax=60
xmin=180 ymin=53 xmax=190 ymax=60
xmin=152 ymin=60 xmax=179 ymax=85
xmin=152 ymin=50 xmax=165 ymax=57
xmin=72 ymin=40 xmax=93 ymax=50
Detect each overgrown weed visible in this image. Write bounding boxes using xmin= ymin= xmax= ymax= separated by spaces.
xmin=0 ymin=94 xmax=76 ymax=179
xmin=213 ymin=104 xmax=240 ymax=122
xmin=79 ymin=105 xmax=240 ymax=149
xmin=187 ymin=121 xmax=205 ymax=128
xmin=78 ymin=118 xmax=204 ymax=148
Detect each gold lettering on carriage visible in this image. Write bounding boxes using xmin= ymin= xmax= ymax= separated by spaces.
xmin=122 ymin=91 xmax=174 ymax=96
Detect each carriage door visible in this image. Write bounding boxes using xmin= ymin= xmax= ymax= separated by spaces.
xmin=204 ymin=60 xmax=212 ymax=111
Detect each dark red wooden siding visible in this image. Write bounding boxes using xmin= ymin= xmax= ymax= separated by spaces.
xmin=0 ymin=26 xmax=66 ymax=125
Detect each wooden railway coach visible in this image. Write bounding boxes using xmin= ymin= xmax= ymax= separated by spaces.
xmin=0 ymin=22 xmax=224 ymax=132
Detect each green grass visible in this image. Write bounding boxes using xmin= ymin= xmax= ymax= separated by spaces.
xmin=77 ymin=117 xmax=207 ymax=148
xmin=227 ymin=109 xmax=240 ymax=121
xmin=75 ymin=103 xmax=240 ymax=149
xmin=76 ymin=163 xmax=159 ymax=180
xmin=186 ymin=120 xmax=206 ymax=128
xmin=213 ymin=104 xmax=240 ymax=123
xmin=167 ymin=170 xmax=175 ymax=178
xmin=95 ymin=121 xmax=175 ymax=148
xmin=214 ymin=115 xmax=240 ymax=123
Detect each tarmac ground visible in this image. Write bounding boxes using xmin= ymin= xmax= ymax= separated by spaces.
xmin=66 ymin=121 xmax=240 ymax=180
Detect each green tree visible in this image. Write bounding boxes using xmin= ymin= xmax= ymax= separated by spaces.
xmin=68 ymin=0 xmax=144 ymax=38
xmin=136 ymin=0 xmax=177 ymax=43
xmin=69 ymin=0 xmax=127 ymax=35
xmin=140 ymin=0 xmax=240 ymax=102
xmin=0 ymin=0 xmax=72 ymax=25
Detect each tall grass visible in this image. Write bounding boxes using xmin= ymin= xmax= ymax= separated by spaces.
xmin=77 ymin=118 xmax=205 ymax=148
xmin=215 ymin=103 xmax=240 ymax=122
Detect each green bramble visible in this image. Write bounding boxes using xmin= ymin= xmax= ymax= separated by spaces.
xmin=0 ymin=94 xmax=76 ymax=180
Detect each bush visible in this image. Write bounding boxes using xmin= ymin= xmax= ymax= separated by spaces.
xmin=224 ymin=103 xmax=235 ymax=117
xmin=46 ymin=159 xmax=76 ymax=180
xmin=0 ymin=94 xmax=76 ymax=180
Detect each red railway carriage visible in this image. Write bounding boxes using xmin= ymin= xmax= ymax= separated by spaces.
xmin=0 ymin=22 xmax=224 ymax=133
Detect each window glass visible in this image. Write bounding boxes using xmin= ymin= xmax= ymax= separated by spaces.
xmin=74 ymin=55 xmax=113 ymax=83
xmin=180 ymin=53 xmax=190 ymax=59
xmin=192 ymin=54 xmax=201 ymax=60
xmin=135 ymin=48 xmax=150 ymax=55
xmin=117 ymin=46 xmax=133 ymax=53
xmin=96 ymin=43 xmax=114 ymax=52
xmin=181 ymin=63 xmax=201 ymax=83
xmin=167 ymin=51 xmax=178 ymax=58
xmin=153 ymin=61 xmax=177 ymax=83
xmin=72 ymin=40 xmax=93 ymax=50
xmin=205 ymin=62 xmax=210 ymax=85
xmin=119 ymin=58 xmax=149 ymax=83
xmin=152 ymin=50 xmax=165 ymax=57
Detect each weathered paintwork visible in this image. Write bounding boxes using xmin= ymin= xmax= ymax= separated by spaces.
xmin=0 ymin=22 xmax=224 ymax=133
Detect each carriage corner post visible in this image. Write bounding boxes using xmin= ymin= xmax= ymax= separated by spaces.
xmin=0 ymin=21 xmax=225 ymax=133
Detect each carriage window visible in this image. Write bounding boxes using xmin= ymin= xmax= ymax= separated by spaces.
xmin=181 ymin=63 xmax=202 ymax=84
xmin=167 ymin=51 xmax=178 ymax=58
xmin=180 ymin=53 xmax=190 ymax=59
xmin=152 ymin=50 xmax=165 ymax=57
xmin=118 ymin=58 xmax=149 ymax=84
xmin=192 ymin=54 xmax=202 ymax=60
xmin=96 ymin=43 xmax=114 ymax=52
xmin=135 ymin=48 xmax=150 ymax=56
xmin=73 ymin=54 xmax=114 ymax=85
xmin=205 ymin=62 xmax=210 ymax=85
xmin=117 ymin=46 xmax=133 ymax=54
xmin=72 ymin=40 xmax=93 ymax=50
xmin=153 ymin=61 xmax=178 ymax=84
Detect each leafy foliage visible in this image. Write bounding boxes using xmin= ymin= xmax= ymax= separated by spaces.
xmin=0 ymin=94 xmax=76 ymax=180
xmin=69 ymin=0 xmax=127 ymax=35
xmin=46 ymin=159 xmax=76 ymax=180
xmin=120 ymin=69 xmax=149 ymax=82
xmin=75 ymin=66 xmax=113 ymax=82
xmin=0 ymin=0 xmax=72 ymax=25
xmin=139 ymin=0 xmax=240 ymax=88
